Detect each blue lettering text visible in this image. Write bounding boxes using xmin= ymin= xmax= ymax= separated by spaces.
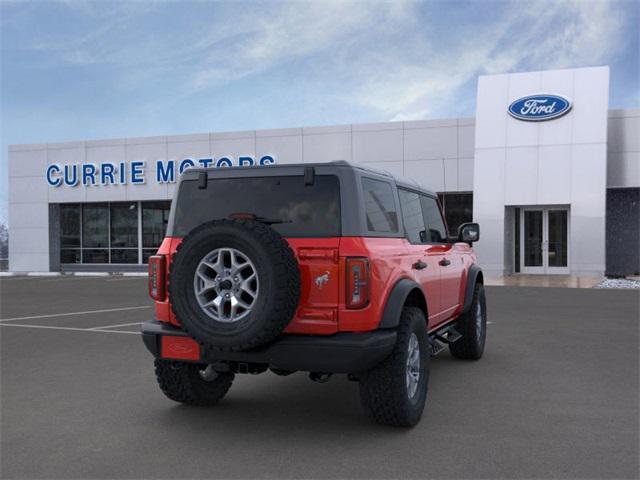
xmin=46 ymin=164 xmax=61 ymax=187
xmin=82 ymin=164 xmax=97 ymax=186
xmin=119 ymin=161 xmax=127 ymax=184
xmin=64 ymin=164 xmax=79 ymax=186
xmin=259 ymin=155 xmax=275 ymax=166
xmin=179 ymin=158 xmax=195 ymax=174
xmin=239 ymin=156 xmax=254 ymax=166
xmin=101 ymin=163 xmax=116 ymax=185
xmin=216 ymin=157 xmax=233 ymax=168
xmin=156 ymin=159 xmax=175 ymax=183
xmin=130 ymin=161 xmax=145 ymax=184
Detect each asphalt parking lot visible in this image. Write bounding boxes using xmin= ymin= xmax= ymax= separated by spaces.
xmin=1 ymin=276 xmax=638 ymax=479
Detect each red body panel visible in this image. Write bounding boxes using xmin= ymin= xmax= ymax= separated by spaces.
xmin=152 ymin=235 xmax=475 ymax=334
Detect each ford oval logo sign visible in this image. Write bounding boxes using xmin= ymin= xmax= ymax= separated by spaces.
xmin=508 ymin=94 xmax=572 ymax=121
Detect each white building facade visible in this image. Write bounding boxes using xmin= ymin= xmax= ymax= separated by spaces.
xmin=7 ymin=66 xmax=640 ymax=276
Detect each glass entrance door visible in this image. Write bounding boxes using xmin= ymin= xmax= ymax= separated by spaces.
xmin=522 ymin=210 xmax=545 ymax=273
xmin=519 ymin=208 xmax=569 ymax=274
xmin=547 ymin=210 xmax=569 ymax=272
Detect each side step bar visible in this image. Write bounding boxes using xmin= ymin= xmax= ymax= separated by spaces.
xmin=429 ymin=323 xmax=462 ymax=356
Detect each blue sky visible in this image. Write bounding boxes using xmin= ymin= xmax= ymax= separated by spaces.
xmin=1 ymin=0 xmax=638 ymax=225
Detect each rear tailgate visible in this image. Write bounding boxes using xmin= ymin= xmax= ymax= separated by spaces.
xmin=284 ymin=238 xmax=340 ymax=335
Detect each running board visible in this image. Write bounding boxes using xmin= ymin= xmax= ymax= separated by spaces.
xmin=430 ymin=339 xmax=446 ymax=356
xmin=429 ymin=323 xmax=462 ymax=356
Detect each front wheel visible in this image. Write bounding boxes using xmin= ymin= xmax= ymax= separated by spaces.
xmin=359 ymin=307 xmax=429 ymax=427
xmin=154 ymin=359 xmax=234 ymax=406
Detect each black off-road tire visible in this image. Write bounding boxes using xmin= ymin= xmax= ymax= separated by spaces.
xmin=169 ymin=219 xmax=301 ymax=352
xmin=359 ymin=307 xmax=430 ymax=427
xmin=449 ymin=283 xmax=486 ymax=360
xmin=154 ymin=359 xmax=234 ymax=406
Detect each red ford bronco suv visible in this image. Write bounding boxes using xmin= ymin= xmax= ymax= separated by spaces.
xmin=143 ymin=161 xmax=486 ymax=427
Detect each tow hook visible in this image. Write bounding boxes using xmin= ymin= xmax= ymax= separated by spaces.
xmin=309 ymin=372 xmax=332 ymax=383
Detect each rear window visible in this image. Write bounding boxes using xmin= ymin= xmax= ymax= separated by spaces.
xmin=172 ymin=175 xmax=341 ymax=237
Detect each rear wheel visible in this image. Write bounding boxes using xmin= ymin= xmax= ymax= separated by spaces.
xmin=359 ymin=307 xmax=429 ymax=427
xmin=449 ymin=283 xmax=486 ymax=360
xmin=154 ymin=359 xmax=234 ymax=406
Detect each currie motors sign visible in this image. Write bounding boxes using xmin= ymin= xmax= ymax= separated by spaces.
xmin=508 ymin=94 xmax=572 ymax=121
xmin=45 ymin=155 xmax=276 ymax=187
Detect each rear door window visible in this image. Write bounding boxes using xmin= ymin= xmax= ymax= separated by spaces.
xmin=173 ymin=175 xmax=340 ymax=237
xmin=361 ymin=177 xmax=398 ymax=233
xmin=398 ymin=189 xmax=426 ymax=244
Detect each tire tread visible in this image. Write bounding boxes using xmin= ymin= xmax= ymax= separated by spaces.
xmin=449 ymin=283 xmax=486 ymax=360
xmin=154 ymin=359 xmax=234 ymax=406
xmin=359 ymin=307 xmax=429 ymax=427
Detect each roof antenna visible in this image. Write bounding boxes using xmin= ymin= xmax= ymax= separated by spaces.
xmin=440 ymin=157 xmax=446 ymax=218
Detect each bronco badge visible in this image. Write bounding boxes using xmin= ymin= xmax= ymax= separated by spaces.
xmin=314 ymin=271 xmax=330 ymax=289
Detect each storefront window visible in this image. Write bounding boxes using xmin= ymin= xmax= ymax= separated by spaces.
xmin=82 ymin=204 xmax=109 ymax=248
xmin=82 ymin=249 xmax=109 ymax=264
xmin=110 ymin=203 xmax=138 ymax=263
xmin=437 ymin=192 xmax=473 ymax=235
xmin=59 ymin=201 xmax=170 ymax=265
xmin=142 ymin=201 xmax=170 ymax=263
xmin=60 ymin=249 xmax=81 ymax=263
xmin=60 ymin=204 xmax=81 ymax=263
xmin=111 ymin=249 xmax=139 ymax=264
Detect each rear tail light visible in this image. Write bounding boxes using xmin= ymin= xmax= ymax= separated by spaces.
xmin=148 ymin=255 xmax=166 ymax=301
xmin=346 ymin=257 xmax=370 ymax=309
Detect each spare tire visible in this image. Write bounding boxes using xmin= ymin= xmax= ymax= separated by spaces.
xmin=169 ymin=219 xmax=301 ymax=351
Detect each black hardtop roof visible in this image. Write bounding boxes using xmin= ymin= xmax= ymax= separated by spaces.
xmin=185 ymin=160 xmax=437 ymax=197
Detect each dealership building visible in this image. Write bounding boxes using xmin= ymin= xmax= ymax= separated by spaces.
xmin=7 ymin=66 xmax=640 ymax=277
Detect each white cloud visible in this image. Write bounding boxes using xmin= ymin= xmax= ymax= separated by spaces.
xmin=9 ymin=0 xmax=629 ymax=121
xmin=189 ymin=1 xmax=415 ymax=91
xmin=350 ymin=0 xmax=626 ymax=121
xmin=22 ymin=0 xmax=417 ymax=95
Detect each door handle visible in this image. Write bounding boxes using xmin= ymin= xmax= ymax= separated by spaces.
xmin=412 ymin=260 xmax=427 ymax=270
xmin=439 ymin=258 xmax=451 ymax=267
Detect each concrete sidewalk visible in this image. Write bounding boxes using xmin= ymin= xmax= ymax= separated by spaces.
xmin=485 ymin=274 xmax=603 ymax=288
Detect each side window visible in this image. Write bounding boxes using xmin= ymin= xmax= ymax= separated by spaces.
xmin=361 ymin=178 xmax=398 ymax=233
xmin=398 ymin=189 xmax=426 ymax=244
xmin=420 ymin=195 xmax=448 ymax=243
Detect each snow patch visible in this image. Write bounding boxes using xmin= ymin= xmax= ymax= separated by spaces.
xmin=593 ymin=279 xmax=640 ymax=289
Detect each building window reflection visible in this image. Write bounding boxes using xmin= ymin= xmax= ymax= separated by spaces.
xmin=59 ymin=201 xmax=170 ymax=264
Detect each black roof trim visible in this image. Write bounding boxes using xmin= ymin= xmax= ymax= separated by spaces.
xmin=184 ymin=160 xmax=436 ymax=197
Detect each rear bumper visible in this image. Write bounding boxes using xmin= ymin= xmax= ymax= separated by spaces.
xmin=141 ymin=320 xmax=396 ymax=374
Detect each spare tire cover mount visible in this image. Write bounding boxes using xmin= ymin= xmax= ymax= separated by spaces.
xmin=193 ymin=247 xmax=259 ymax=323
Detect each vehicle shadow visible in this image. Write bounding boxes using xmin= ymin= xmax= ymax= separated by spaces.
xmin=148 ymin=374 xmax=392 ymax=436
xmin=144 ymin=355 xmax=469 ymax=439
